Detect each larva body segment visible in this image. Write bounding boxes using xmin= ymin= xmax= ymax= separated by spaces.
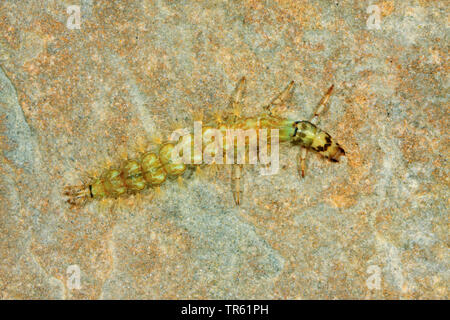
xmin=122 ymin=160 xmax=146 ymax=191
xmin=159 ymin=143 xmax=187 ymax=176
xmin=102 ymin=169 xmax=127 ymax=196
xmin=89 ymin=144 xmax=187 ymax=201
xmin=64 ymin=78 xmax=345 ymax=206
xmin=141 ymin=152 xmax=166 ymax=185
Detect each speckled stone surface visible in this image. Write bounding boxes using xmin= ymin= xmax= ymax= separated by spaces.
xmin=0 ymin=0 xmax=448 ymax=299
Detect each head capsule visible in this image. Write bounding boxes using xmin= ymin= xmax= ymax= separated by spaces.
xmin=290 ymin=120 xmax=345 ymax=162
xmin=290 ymin=121 xmax=317 ymax=147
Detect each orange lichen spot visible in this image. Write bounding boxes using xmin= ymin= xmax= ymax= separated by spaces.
xmin=329 ymin=194 xmax=357 ymax=209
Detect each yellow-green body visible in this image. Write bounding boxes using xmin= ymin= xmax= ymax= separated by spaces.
xmin=88 ymin=115 xmax=344 ymax=200
xmin=64 ymin=79 xmax=345 ymax=206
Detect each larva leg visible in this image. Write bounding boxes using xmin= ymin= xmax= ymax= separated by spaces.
xmin=310 ymin=84 xmax=334 ymax=125
xmin=298 ymin=147 xmax=308 ymax=178
xmin=263 ymin=81 xmax=295 ymax=115
xmin=231 ymin=164 xmax=243 ymax=205
xmin=230 ymin=77 xmax=246 ymax=122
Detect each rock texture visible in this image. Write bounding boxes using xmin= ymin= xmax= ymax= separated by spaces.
xmin=0 ymin=0 xmax=448 ymax=299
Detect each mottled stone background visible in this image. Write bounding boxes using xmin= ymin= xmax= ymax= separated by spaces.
xmin=0 ymin=0 xmax=448 ymax=299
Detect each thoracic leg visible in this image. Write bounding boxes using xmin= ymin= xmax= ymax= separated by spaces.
xmin=264 ymin=81 xmax=295 ymax=115
xmin=230 ymin=77 xmax=246 ymax=122
xmin=299 ymin=85 xmax=334 ymax=177
xmin=310 ymin=84 xmax=334 ymax=125
xmin=228 ymin=78 xmax=247 ymax=205
xmin=231 ymin=164 xmax=243 ymax=205
xmin=298 ymin=147 xmax=308 ymax=178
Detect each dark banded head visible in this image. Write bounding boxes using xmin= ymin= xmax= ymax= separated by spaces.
xmin=291 ymin=120 xmax=345 ymax=162
xmin=290 ymin=121 xmax=318 ymax=147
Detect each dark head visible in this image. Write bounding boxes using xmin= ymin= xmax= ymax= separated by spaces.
xmin=289 ymin=120 xmax=345 ymax=162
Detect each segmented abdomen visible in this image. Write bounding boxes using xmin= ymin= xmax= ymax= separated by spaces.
xmin=88 ymin=117 xmax=279 ymax=199
xmin=90 ymin=143 xmax=187 ymax=199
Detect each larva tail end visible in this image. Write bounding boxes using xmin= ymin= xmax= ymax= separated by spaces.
xmin=64 ymin=185 xmax=90 ymax=207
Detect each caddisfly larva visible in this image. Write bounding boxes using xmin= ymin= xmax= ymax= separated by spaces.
xmin=64 ymin=77 xmax=345 ymax=206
